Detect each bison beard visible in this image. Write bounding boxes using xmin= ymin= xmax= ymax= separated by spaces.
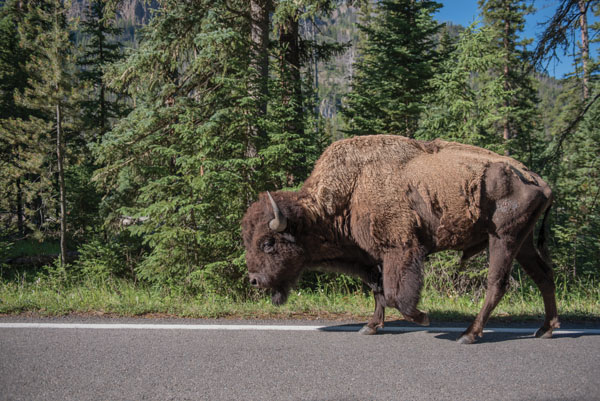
xmin=271 ymin=287 xmax=289 ymax=306
xmin=242 ymin=135 xmax=560 ymax=344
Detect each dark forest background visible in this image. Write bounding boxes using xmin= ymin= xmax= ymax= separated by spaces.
xmin=1 ymin=0 xmax=599 ymax=299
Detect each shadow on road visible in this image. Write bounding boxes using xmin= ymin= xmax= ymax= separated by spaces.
xmin=433 ymin=331 xmax=528 ymax=343
xmin=434 ymin=330 xmax=600 ymax=343
xmin=318 ymin=320 xmax=600 ymax=343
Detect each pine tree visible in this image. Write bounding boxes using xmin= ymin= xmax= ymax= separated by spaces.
xmin=247 ymin=0 xmax=272 ymax=159
xmin=577 ymin=0 xmax=591 ymax=99
xmin=92 ymin=0 xmax=342 ymax=293
xmin=0 ymin=1 xmax=29 ymax=121
xmin=0 ymin=0 xmax=31 ymax=238
xmin=77 ymin=0 xmax=126 ymax=140
xmin=4 ymin=0 xmax=78 ymax=264
xmin=544 ymin=1 xmax=600 ymax=276
xmin=552 ymin=82 xmax=600 ymax=275
xmin=534 ymin=0 xmax=599 ymax=100
xmin=94 ymin=0 xmax=261 ymax=293
xmin=477 ymin=0 xmax=539 ymax=158
xmin=419 ymin=23 xmax=501 ymax=146
xmin=586 ymin=0 xmax=600 ymax=96
xmin=260 ymin=1 xmax=340 ymax=189
xmin=63 ymin=0 xmax=128 ymax=238
xmin=263 ymin=4 xmax=309 ymax=189
xmin=341 ymin=0 xmax=443 ymax=137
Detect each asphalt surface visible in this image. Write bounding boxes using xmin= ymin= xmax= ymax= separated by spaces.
xmin=1 ymin=317 xmax=599 ymax=401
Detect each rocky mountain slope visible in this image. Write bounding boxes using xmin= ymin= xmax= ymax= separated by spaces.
xmin=69 ymin=0 xmax=157 ymax=24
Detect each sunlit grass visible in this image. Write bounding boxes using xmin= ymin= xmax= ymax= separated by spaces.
xmin=1 ymin=275 xmax=598 ymax=322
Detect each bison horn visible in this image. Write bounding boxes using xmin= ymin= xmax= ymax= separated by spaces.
xmin=267 ymin=191 xmax=287 ymax=232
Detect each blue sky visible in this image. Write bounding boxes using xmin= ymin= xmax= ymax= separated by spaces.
xmin=435 ymin=0 xmax=599 ymax=78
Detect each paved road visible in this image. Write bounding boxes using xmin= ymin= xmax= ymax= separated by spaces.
xmin=1 ymin=317 xmax=599 ymax=401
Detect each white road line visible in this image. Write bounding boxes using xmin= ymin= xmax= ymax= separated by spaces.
xmin=0 ymin=323 xmax=599 ymax=335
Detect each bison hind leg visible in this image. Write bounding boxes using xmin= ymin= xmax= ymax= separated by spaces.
xmin=516 ymin=232 xmax=560 ymax=339
xmin=406 ymin=310 xmax=430 ymax=326
xmin=458 ymin=235 xmax=517 ymax=344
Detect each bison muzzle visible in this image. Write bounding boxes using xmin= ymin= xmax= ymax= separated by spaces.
xmin=242 ymin=135 xmax=559 ymax=343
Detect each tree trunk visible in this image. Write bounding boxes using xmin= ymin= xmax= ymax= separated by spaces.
xmin=250 ymin=0 xmax=270 ymax=117
xmin=248 ymin=0 xmax=271 ymax=158
xmin=502 ymin=3 xmax=510 ymax=156
xmin=306 ymin=17 xmax=319 ymax=133
xmin=98 ymin=6 xmax=106 ymax=134
xmin=279 ymin=13 xmax=303 ymax=137
xmin=502 ymin=6 xmax=511 ymax=156
xmin=279 ymin=13 xmax=304 ymax=185
xmin=16 ymin=177 xmax=24 ymax=237
xmin=578 ymin=0 xmax=589 ymax=100
xmin=100 ymin=83 xmax=106 ymax=134
xmin=56 ymin=103 xmax=67 ymax=266
xmin=99 ymin=34 xmax=106 ymax=134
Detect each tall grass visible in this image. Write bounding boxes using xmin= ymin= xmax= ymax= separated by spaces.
xmin=1 ymin=270 xmax=597 ymax=321
xmin=1 ymin=244 xmax=598 ymax=320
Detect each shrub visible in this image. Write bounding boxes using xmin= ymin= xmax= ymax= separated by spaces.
xmin=75 ymin=239 xmax=127 ymax=283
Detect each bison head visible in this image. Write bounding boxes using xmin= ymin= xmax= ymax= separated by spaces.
xmin=242 ymin=191 xmax=307 ymax=305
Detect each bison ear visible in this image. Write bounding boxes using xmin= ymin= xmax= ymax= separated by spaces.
xmin=267 ymin=191 xmax=288 ymax=232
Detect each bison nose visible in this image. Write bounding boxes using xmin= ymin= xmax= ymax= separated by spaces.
xmin=249 ymin=277 xmax=259 ymax=287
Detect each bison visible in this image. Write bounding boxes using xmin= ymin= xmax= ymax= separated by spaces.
xmin=242 ymin=135 xmax=559 ymax=344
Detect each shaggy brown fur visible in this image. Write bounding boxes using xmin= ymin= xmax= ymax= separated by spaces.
xmin=242 ymin=135 xmax=559 ymax=343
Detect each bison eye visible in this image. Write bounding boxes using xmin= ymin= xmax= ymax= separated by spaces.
xmin=261 ymin=237 xmax=276 ymax=254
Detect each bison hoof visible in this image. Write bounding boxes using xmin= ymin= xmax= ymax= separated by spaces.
xmin=405 ymin=311 xmax=430 ymax=326
xmin=534 ymin=327 xmax=553 ymax=339
xmin=358 ymin=325 xmax=378 ymax=335
xmin=457 ymin=333 xmax=476 ymax=345
xmin=415 ymin=313 xmax=430 ymax=327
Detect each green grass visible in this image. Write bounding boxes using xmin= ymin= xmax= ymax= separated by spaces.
xmin=1 ymin=275 xmax=598 ymax=323
xmin=4 ymin=241 xmax=597 ymax=323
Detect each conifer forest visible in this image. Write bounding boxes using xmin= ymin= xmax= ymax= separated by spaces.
xmin=1 ymin=0 xmax=599 ymax=304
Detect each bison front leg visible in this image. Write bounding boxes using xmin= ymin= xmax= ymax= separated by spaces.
xmin=382 ymin=247 xmax=429 ymax=327
xmin=358 ymin=265 xmax=385 ymax=335
xmin=359 ymin=290 xmax=386 ymax=335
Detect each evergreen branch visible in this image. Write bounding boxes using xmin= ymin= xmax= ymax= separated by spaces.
xmin=123 ymin=124 xmax=168 ymax=146
xmin=224 ymin=0 xmax=249 ymax=19
xmin=541 ymin=91 xmax=600 ymax=171
xmin=589 ymin=186 xmax=600 ymax=217
xmin=531 ymin=0 xmax=588 ymax=73
xmin=92 ymin=150 xmax=151 ymax=183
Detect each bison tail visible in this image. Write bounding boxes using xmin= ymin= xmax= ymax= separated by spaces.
xmin=537 ymin=201 xmax=552 ymax=258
